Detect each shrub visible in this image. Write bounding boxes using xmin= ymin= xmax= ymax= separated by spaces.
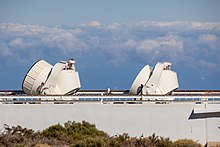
xmin=173 ymin=139 xmax=202 ymax=147
xmin=0 ymin=122 xmax=205 ymax=147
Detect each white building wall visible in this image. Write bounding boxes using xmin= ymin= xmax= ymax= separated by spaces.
xmin=0 ymin=102 xmax=219 ymax=145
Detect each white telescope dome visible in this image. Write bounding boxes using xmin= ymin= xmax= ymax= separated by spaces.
xmin=130 ymin=62 xmax=179 ymax=95
xmin=22 ymin=59 xmax=81 ymax=95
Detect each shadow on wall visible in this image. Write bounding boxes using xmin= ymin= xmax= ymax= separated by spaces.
xmin=188 ymin=109 xmax=220 ymax=119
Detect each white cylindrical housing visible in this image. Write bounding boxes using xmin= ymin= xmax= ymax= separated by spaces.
xmin=22 ymin=60 xmax=52 ymax=95
xmin=129 ymin=62 xmax=179 ymax=95
xmin=57 ymin=70 xmax=81 ymax=94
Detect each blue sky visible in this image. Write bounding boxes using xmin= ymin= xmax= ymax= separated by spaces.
xmin=0 ymin=0 xmax=220 ymax=90
xmin=1 ymin=0 xmax=220 ymax=24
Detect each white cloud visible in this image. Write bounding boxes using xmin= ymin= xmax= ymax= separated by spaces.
xmin=41 ymin=31 xmax=87 ymax=54
xmin=106 ymin=22 xmax=121 ymax=29
xmin=0 ymin=45 xmax=14 ymax=57
xmin=0 ymin=21 xmax=219 ymax=72
xmin=197 ymin=60 xmax=218 ymax=71
xmin=135 ymin=21 xmax=220 ymax=30
xmin=121 ymin=34 xmax=184 ymax=63
xmin=1 ymin=23 xmax=48 ymax=36
xmin=80 ymin=21 xmax=102 ymax=27
xmin=123 ymin=39 xmax=137 ymax=48
xmin=137 ymin=39 xmax=160 ymax=51
xmin=9 ymin=38 xmax=25 ymax=48
xmin=198 ymin=34 xmax=218 ymax=44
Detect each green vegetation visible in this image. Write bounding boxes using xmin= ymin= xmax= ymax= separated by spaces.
xmin=0 ymin=121 xmax=202 ymax=146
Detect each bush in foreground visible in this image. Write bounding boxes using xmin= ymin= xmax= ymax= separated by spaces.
xmin=0 ymin=121 xmax=202 ymax=147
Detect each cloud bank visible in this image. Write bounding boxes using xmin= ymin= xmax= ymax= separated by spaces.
xmin=0 ymin=21 xmax=220 ymax=73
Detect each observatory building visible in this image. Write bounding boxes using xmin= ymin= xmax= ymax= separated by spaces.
xmin=0 ymin=59 xmax=220 ymax=145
